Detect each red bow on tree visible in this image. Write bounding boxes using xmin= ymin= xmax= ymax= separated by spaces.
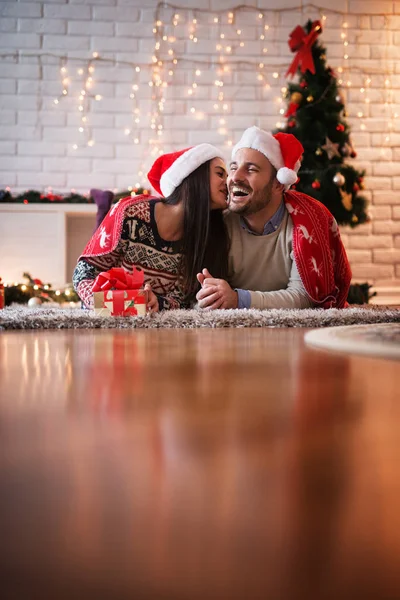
xmin=92 ymin=267 xmax=144 ymax=292
xmin=286 ymin=21 xmax=323 ymax=78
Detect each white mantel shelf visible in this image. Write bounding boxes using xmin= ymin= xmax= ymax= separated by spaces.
xmin=0 ymin=202 xmax=98 ymax=287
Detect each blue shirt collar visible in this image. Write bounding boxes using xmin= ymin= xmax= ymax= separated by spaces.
xmin=240 ymin=199 xmax=286 ymax=236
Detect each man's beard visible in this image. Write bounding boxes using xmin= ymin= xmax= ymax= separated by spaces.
xmin=228 ymin=178 xmax=275 ymax=216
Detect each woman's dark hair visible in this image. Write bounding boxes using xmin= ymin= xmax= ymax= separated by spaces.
xmin=164 ymin=159 xmax=229 ymax=303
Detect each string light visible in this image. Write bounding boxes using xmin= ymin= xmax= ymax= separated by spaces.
xmin=15 ymin=3 xmax=393 ymax=186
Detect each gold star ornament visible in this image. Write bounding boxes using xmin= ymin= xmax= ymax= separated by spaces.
xmin=321 ymin=137 xmax=341 ymax=159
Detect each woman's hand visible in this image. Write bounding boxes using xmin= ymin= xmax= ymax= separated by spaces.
xmin=144 ymin=283 xmax=159 ymax=313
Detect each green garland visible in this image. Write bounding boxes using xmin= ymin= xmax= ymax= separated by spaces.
xmin=0 ymin=187 xmax=150 ymax=204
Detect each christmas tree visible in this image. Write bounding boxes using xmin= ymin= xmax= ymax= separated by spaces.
xmin=278 ymin=19 xmax=368 ymax=227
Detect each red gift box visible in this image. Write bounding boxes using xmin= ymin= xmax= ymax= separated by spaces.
xmin=92 ymin=267 xmax=148 ymax=317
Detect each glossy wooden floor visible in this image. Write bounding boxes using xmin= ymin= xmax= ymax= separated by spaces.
xmin=1 ymin=327 xmax=400 ymax=600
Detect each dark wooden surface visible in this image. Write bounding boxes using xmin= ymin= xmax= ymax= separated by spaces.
xmin=1 ymin=328 xmax=400 ymax=600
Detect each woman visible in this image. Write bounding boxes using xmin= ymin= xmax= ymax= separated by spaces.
xmin=73 ymin=144 xmax=229 ymax=311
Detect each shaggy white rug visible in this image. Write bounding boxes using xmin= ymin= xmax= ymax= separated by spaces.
xmin=305 ymin=323 xmax=400 ymax=359
xmin=0 ymin=305 xmax=399 ymax=330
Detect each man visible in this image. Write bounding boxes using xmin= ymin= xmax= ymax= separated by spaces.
xmin=196 ymin=126 xmax=351 ymax=310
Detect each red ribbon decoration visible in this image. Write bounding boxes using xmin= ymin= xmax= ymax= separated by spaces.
xmin=285 ymin=21 xmax=323 ymax=78
xmin=92 ymin=267 xmax=144 ymax=292
xmin=284 ymin=102 xmax=299 ymax=118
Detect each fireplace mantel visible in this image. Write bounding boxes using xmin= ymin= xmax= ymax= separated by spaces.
xmin=0 ymin=203 xmax=97 ymax=287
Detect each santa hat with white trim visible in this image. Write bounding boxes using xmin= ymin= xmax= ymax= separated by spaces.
xmin=147 ymin=143 xmax=223 ymax=197
xmin=231 ymin=126 xmax=304 ymax=190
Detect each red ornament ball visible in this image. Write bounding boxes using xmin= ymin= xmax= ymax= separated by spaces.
xmin=353 ymin=183 xmax=360 ymax=192
xmin=350 ymin=150 xmax=357 ymax=158
xmin=312 ymin=180 xmax=321 ymax=190
xmin=336 ymin=124 xmax=345 ymax=132
xmin=300 ymin=81 xmax=307 ymax=88
xmin=288 ymin=120 xmax=296 ymax=128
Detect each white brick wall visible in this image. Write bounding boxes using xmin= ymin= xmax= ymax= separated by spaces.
xmin=1 ymin=0 xmax=400 ymax=292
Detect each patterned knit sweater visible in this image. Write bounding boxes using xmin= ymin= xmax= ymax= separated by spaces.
xmin=73 ymin=198 xmax=186 ymax=310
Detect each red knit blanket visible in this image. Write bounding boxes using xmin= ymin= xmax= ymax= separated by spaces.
xmin=285 ymin=191 xmax=351 ymax=308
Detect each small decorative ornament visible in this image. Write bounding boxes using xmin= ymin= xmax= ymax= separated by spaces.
xmin=288 ymin=119 xmax=296 ymax=128
xmin=290 ymin=91 xmax=303 ymax=104
xmin=340 ymin=143 xmax=351 ymax=157
xmin=335 ymin=93 xmax=345 ymax=104
xmin=333 ymin=172 xmax=346 ymax=186
xmin=312 ymin=180 xmax=321 ymax=189
xmin=340 ymin=188 xmax=353 ymax=211
xmin=353 ymin=183 xmax=360 ymax=192
xmin=321 ymin=137 xmax=341 ymax=159
xmin=336 ymin=124 xmax=345 ymax=132
xmin=28 ymin=296 xmax=42 ymax=307
xmin=306 ymin=95 xmax=314 ymax=102
xmin=320 ymin=54 xmax=326 ymax=60
xmin=315 ymin=148 xmax=323 ymax=156
xmin=352 ymin=214 xmax=358 ymax=224
xmin=300 ymin=81 xmax=307 ymax=88
xmin=350 ymin=150 xmax=357 ymax=158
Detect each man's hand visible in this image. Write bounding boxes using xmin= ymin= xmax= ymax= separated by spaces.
xmin=144 ymin=283 xmax=159 ymax=313
xmin=196 ymin=268 xmax=238 ymax=310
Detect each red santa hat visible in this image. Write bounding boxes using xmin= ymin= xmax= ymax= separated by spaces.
xmin=231 ymin=126 xmax=304 ymax=190
xmin=147 ymin=143 xmax=223 ymax=197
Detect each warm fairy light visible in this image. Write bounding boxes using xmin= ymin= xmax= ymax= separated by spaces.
xmin=54 ymin=99 xmax=59 ymax=104
xmin=92 ymin=52 xmax=98 ymax=58
xmin=61 ymin=67 xmax=67 ymax=74
xmin=73 ymin=144 xmax=78 ymax=150
xmin=21 ymin=285 xmax=27 ymax=291
xmin=272 ymin=72 xmax=279 ymax=79
xmin=195 ymin=69 xmax=201 ymax=76
xmin=79 ymin=127 xmax=84 ymax=132
xmin=88 ymin=140 xmax=94 ymax=146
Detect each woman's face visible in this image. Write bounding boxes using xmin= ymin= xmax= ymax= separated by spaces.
xmin=209 ymin=157 xmax=228 ymax=210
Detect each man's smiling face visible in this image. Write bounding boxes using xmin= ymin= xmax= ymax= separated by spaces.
xmin=227 ymin=148 xmax=277 ymax=216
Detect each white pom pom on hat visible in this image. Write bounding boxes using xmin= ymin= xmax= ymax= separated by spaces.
xmin=147 ymin=143 xmax=223 ymax=197
xmin=231 ymin=126 xmax=304 ymax=190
